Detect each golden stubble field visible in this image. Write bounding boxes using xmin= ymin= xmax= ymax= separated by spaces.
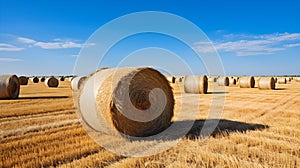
xmin=0 ymin=80 xmax=299 ymax=168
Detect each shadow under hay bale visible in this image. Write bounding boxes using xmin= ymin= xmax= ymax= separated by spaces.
xmin=185 ymin=119 xmax=268 ymax=139
xmin=18 ymin=96 xmax=69 ymax=99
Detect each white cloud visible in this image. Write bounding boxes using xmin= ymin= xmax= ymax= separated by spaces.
xmin=285 ymin=43 xmax=300 ymax=48
xmin=0 ymin=43 xmax=24 ymax=51
xmin=17 ymin=37 xmax=36 ymax=44
xmin=0 ymin=58 xmax=23 ymax=62
xmin=18 ymin=37 xmax=84 ymax=49
xmin=194 ymin=32 xmax=300 ymax=56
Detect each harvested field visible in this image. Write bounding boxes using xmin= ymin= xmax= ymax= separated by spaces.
xmin=0 ymin=80 xmax=299 ymax=167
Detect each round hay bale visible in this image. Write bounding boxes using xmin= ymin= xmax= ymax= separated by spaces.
xmin=295 ymin=77 xmax=300 ymax=82
xmin=68 ymin=77 xmax=75 ymax=82
xmin=31 ymin=77 xmax=39 ymax=83
xmin=80 ymin=67 xmax=174 ymax=137
xmin=45 ymin=77 xmax=59 ymax=88
xmin=229 ymin=78 xmax=236 ymax=86
xmin=277 ymin=78 xmax=286 ymax=84
xmin=239 ymin=76 xmax=255 ymax=88
xmin=18 ymin=76 xmax=28 ymax=85
xmin=184 ymin=75 xmax=208 ymax=94
xmin=217 ymin=77 xmax=229 ymax=86
xmin=258 ymin=77 xmax=275 ymax=90
xmin=60 ymin=76 xmax=65 ymax=81
xmin=71 ymin=76 xmax=87 ymax=91
xmin=274 ymin=77 xmax=278 ymax=83
xmin=0 ymin=75 xmax=20 ymax=99
xmin=40 ymin=77 xmax=46 ymax=82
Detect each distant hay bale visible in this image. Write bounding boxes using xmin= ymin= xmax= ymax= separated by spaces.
xmin=254 ymin=77 xmax=261 ymax=88
xmin=229 ymin=78 xmax=236 ymax=86
xmin=295 ymin=77 xmax=300 ymax=82
xmin=208 ymin=77 xmax=217 ymax=83
xmin=274 ymin=77 xmax=278 ymax=83
xmin=258 ymin=77 xmax=275 ymax=90
xmin=31 ymin=77 xmax=39 ymax=83
xmin=40 ymin=77 xmax=46 ymax=82
xmin=165 ymin=76 xmax=175 ymax=83
xmin=80 ymin=67 xmax=174 ymax=137
xmin=45 ymin=77 xmax=59 ymax=87
xmin=217 ymin=77 xmax=229 ymax=86
xmin=176 ymin=76 xmax=183 ymax=83
xmin=60 ymin=77 xmax=65 ymax=81
xmin=184 ymin=75 xmax=208 ymax=94
xmin=277 ymin=78 xmax=287 ymax=84
xmin=239 ymin=76 xmax=255 ymax=88
xmin=18 ymin=76 xmax=28 ymax=85
xmin=0 ymin=75 xmax=20 ymax=99
xmin=71 ymin=76 xmax=87 ymax=91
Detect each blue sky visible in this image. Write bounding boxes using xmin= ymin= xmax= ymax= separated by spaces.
xmin=0 ymin=0 xmax=299 ymax=76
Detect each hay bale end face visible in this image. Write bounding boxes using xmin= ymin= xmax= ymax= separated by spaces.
xmin=80 ymin=67 xmax=174 ymax=137
xmin=31 ymin=77 xmax=39 ymax=83
xmin=60 ymin=77 xmax=65 ymax=81
xmin=45 ymin=77 xmax=59 ymax=88
xmin=18 ymin=76 xmax=28 ymax=85
xmin=184 ymin=75 xmax=208 ymax=94
xmin=0 ymin=75 xmax=20 ymax=99
xmin=258 ymin=77 xmax=275 ymax=90
xmin=217 ymin=77 xmax=229 ymax=86
xmin=40 ymin=77 xmax=46 ymax=82
xmin=239 ymin=76 xmax=255 ymax=88
xmin=71 ymin=76 xmax=87 ymax=91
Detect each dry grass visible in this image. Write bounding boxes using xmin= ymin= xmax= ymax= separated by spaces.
xmin=0 ymin=80 xmax=299 ymax=167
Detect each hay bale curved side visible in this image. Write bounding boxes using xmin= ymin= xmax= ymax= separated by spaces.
xmin=217 ymin=77 xmax=229 ymax=86
xmin=184 ymin=75 xmax=208 ymax=94
xmin=0 ymin=75 xmax=20 ymax=99
xmin=80 ymin=67 xmax=174 ymax=137
xmin=18 ymin=76 xmax=28 ymax=85
xmin=45 ymin=77 xmax=59 ymax=88
xmin=239 ymin=76 xmax=255 ymax=88
xmin=71 ymin=76 xmax=87 ymax=91
xmin=277 ymin=78 xmax=287 ymax=84
xmin=229 ymin=78 xmax=236 ymax=86
xmin=258 ymin=77 xmax=275 ymax=90
xmin=295 ymin=77 xmax=300 ymax=82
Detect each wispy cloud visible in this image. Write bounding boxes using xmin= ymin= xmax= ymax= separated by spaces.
xmin=0 ymin=43 xmax=24 ymax=51
xmin=17 ymin=37 xmax=88 ymax=49
xmin=0 ymin=58 xmax=23 ymax=62
xmin=194 ymin=32 xmax=300 ymax=56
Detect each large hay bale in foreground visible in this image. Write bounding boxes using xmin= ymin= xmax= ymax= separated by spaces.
xmin=0 ymin=75 xmax=20 ymax=99
xmin=217 ymin=77 xmax=229 ymax=86
xmin=45 ymin=77 xmax=59 ymax=87
xmin=80 ymin=67 xmax=174 ymax=137
xmin=184 ymin=75 xmax=208 ymax=94
xmin=18 ymin=76 xmax=28 ymax=85
xmin=31 ymin=77 xmax=39 ymax=83
xmin=239 ymin=76 xmax=255 ymax=88
xmin=229 ymin=78 xmax=236 ymax=86
xmin=277 ymin=78 xmax=286 ymax=84
xmin=71 ymin=76 xmax=87 ymax=91
xmin=258 ymin=77 xmax=275 ymax=90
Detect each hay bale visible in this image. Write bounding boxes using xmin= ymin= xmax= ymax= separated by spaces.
xmin=277 ymin=78 xmax=286 ymax=84
xmin=217 ymin=77 xmax=229 ymax=86
xmin=40 ymin=77 xmax=46 ymax=82
xmin=71 ymin=76 xmax=87 ymax=91
xmin=295 ymin=77 xmax=300 ymax=82
xmin=184 ymin=75 xmax=208 ymax=94
xmin=274 ymin=77 xmax=278 ymax=83
xmin=68 ymin=77 xmax=75 ymax=82
xmin=239 ymin=76 xmax=255 ymax=88
xmin=0 ymin=75 xmax=20 ymax=99
xmin=229 ymin=78 xmax=236 ymax=86
xmin=45 ymin=77 xmax=59 ymax=87
xmin=60 ymin=76 xmax=65 ymax=81
xmin=258 ymin=77 xmax=275 ymax=90
xmin=31 ymin=77 xmax=39 ymax=83
xmin=18 ymin=76 xmax=28 ymax=85
xmin=80 ymin=67 xmax=174 ymax=137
